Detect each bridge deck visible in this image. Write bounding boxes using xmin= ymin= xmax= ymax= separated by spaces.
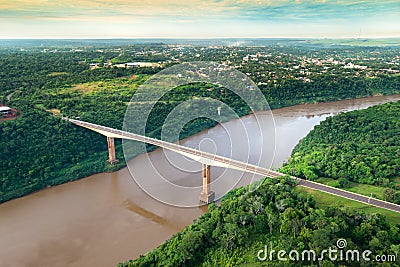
xmin=69 ymin=119 xmax=400 ymax=213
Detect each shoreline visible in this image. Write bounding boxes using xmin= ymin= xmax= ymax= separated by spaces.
xmin=2 ymin=93 xmax=400 ymax=206
xmin=2 ymin=94 xmax=400 ymax=267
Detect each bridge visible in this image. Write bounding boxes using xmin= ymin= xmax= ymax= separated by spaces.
xmin=69 ymin=119 xmax=400 ymax=213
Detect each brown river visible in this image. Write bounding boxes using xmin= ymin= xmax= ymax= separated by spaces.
xmin=1 ymin=95 xmax=400 ymax=267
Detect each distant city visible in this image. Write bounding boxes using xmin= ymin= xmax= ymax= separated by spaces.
xmin=1 ymin=38 xmax=398 ymax=88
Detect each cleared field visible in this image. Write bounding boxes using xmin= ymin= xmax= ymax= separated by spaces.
xmin=315 ymin=177 xmax=400 ymax=200
xmin=297 ymin=187 xmax=400 ymax=224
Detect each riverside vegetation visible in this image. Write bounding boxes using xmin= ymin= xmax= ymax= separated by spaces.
xmin=119 ymin=177 xmax=400 ymax=267
xmin=120 ymin=101 xmax=400 ymax=267
xmin=281 ymin=101 xmax=400 ymax=204
xmin=1 ymin=41 xmax=400 ymax=205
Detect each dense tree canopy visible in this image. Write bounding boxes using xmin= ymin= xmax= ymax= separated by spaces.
xmin=119 ymin=177 xmax=400 ymax=267
xmin=281 ymin=101 xmax=400 ymax=203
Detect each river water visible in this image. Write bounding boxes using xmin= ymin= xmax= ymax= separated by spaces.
xmin=1 ymin=95 xmax=399 ymax=267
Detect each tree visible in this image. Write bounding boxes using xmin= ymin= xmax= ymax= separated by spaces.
xmin=383 ymin=188 xmax=397 ymax=203
xmin=337 ymin=177 xmax=351 ymax=188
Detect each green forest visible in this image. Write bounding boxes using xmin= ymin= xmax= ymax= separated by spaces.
xmin=119 ymin=177 xmax=400 ymax=267
xmin=1 ymin=45 xmax=400 ymax=204
xmin=281 ymin=101 xmax=400 ymax=204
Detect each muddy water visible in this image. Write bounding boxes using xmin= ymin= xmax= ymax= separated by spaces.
xmin=1 ymin=95 xmax=399 ymax=267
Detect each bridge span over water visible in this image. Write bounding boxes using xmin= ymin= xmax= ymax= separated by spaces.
xmin=69 ymin=119 xmax=400 ymax=213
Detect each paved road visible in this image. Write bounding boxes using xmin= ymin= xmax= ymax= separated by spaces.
xmin=69 ymin=119 xmax=400 ymax=214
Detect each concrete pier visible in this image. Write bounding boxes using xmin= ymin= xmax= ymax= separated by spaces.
xmin=199 ymin=164 xmax=215 ymax=204
xmin=107 ymin=137 xmax=119 ymax=164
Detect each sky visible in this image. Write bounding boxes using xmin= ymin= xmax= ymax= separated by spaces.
xmin=0 ymin=0 xmax=399 ymax=39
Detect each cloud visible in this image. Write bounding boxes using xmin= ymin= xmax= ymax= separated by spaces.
xmin=1 ymin=0 xmax=399 ymax=21
xmin=0 ymin=0 xmax=398 ymax=38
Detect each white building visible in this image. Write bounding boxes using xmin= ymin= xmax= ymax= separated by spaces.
xmin=0 ymin=106 xmax=11 ymax=114
xmin=126 ymin=62 xmax=156 ymax=68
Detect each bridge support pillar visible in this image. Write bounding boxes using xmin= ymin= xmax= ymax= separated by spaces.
xmin=107 ymin=137 xmax=119 ymax=164
xmin=199 ymin=164 xmax=215 ymax=204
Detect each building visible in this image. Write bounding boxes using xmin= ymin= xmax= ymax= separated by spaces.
xmin=89 ymin=63 xmax=99 ymax=70
xmin=126 ymin=62 xmax=155 ymax=68
xmin=0 ymin=106 xmax=11 ymax=115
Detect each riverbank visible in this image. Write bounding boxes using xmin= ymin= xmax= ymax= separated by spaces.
xmin=2 ymin=82 xmax=400 ymax=205
xmin=2 ymin=93 xmax=399 ymax=202
xmin=24 ymin=94 xmax=400 ymax=201
xmin=1 ymin=94 xmax=400 ymax=267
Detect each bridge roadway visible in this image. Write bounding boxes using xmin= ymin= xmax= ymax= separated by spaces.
xmin=69 ymin=119 xmax=400 ymax=213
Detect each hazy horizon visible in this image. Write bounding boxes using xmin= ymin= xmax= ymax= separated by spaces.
xmin=1 ymin=37 xmax=400 ymax=40
xmin=1 ymin=0 xmax=399 ymax=39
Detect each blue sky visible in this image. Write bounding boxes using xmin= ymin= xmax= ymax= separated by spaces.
xmin=0 ymin=0 xmax=399 ymax=38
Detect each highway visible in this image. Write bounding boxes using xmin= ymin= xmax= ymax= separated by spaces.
xmin=69 ymin=119 xmax=400 ymax=214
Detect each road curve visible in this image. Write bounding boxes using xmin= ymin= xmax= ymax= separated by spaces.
xmin=69 ymin=119 xmax=400 ymax=214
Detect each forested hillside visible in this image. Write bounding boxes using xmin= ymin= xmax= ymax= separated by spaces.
xmin=119 ymin=177 xmax=400 ymax=267
xmin=281 ymin=101 xmax=400 ymax=203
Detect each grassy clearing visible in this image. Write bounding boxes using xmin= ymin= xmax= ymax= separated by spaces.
xmin=46 ymin=108 xmax=61 ymax=116
xmin=47 ymin=72 xmax=69 ymax=77
xmin=297 ymin=187 xmax=400 ymax=224
xmin=315 ymin=177 xmax=399 ymax=200
xmin=61 ymin=75 xmax=149 ymax=95
xmin=67 ymin=80 xmax=136 ymax=94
